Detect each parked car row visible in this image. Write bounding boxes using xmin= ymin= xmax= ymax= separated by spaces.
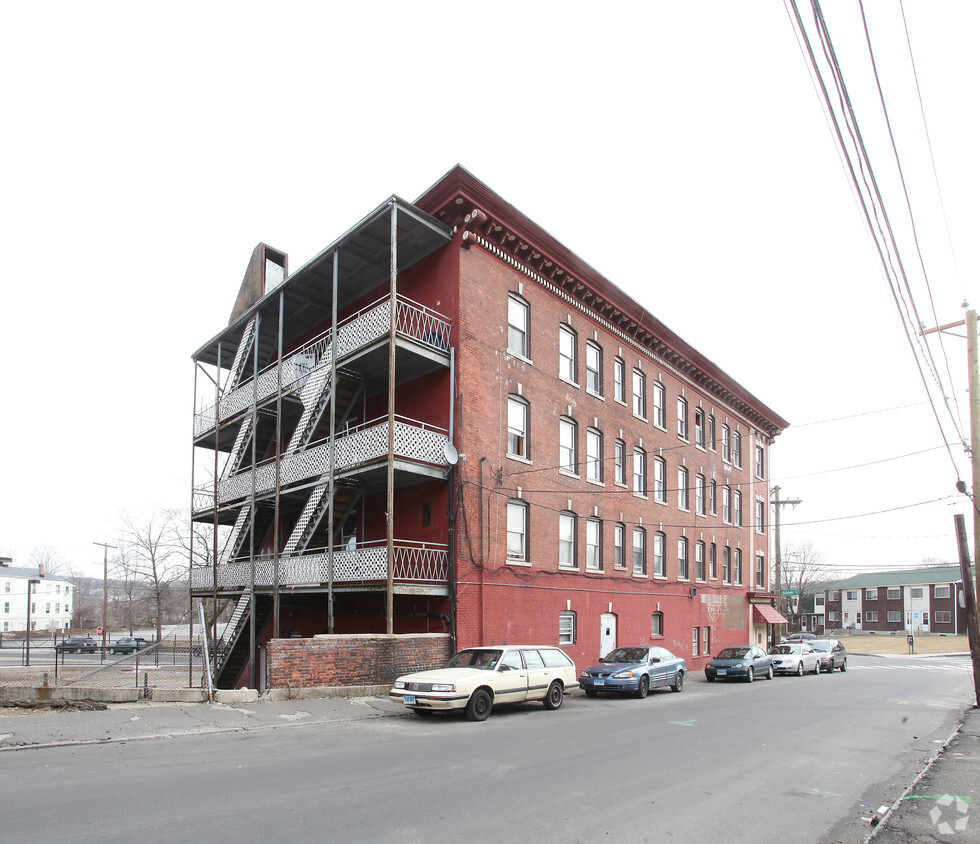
xmin=54 ymin=635 xmax=152 ymax=654
xmin=389 ymin=638 xmax=847 ymax=722
xmin=705 ymin=639 xmax=847 ymax=682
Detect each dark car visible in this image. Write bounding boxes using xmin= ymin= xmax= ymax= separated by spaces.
xmin=579 ymin=646 xmax=686 ymax=698
xmin=56 ymin=636 xmax=98 ymax=654
xmin=704 ymin=646 xmax=774 ymax=682
xmin=809 ymin=638 xmax=847 ymax=672
xmin=108 ymin=636 xmax=150 ymax=655
xmin=784 ymin=632 xmax=816 ymax=642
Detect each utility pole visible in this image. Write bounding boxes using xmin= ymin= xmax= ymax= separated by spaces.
xmin=771 ymin=486 xmax=802 ymax=644
xmin=954 ymin=514 xmax=980 ymax=707
xmin=93 ymin=541 xmax=117 ymax=660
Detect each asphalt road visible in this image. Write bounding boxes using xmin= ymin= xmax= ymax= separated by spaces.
xmin=0 ymin=653 xmax=973 ymax=844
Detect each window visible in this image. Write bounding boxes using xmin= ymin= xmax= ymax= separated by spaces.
xmin=586 ymin=518 xmax=602 ymax=571
xmin=721 ymin=424 xmax=731 ymax=462
xmin=677 ymin=397 xmax=688 ymax=439
xmin=707 ymin=414 xmax=716 ymax=450
xmin=613 ymin=523 xmax=626 ymax=567
xmin=586 ymin=428 xmax=603 ymax=482
xmin=865 ymin=611 xmax=878 ymax=622
xmin=733 ymin=549 xmax=743 ymax=584
xmin=692 ymin=627 xmax=700 ymax=657
xmin=846 ymin=591 xmax=858 ymax=601
xmin=677 ymin=537 xmax=689 ymax=580
xmin=507 ymin=396 xmax=529 ymax=459
xmin=922 ymin=612 xmax=929 ymax=626
xmin=651 ymin=612 xmax=663 ymax=637
xmin=722 ymin=485 xmax=732 ymax=524
xmin=733 ymin=490 xmax=742 ymax=527
xmin=935 ymin=611 xmax=951 ymax=623
xmin=633 ymin=448 xmax=646 ymax=496
xmin=695 ymin=541 xmax=706 ymax=580
xmin=935 ymin=585 xmax=950 ymax=598
xmin=755 ymin=444 xmax=765 ymax=479
xmin=614 ymin=439 xmax=626 ymax=485
xmin=508 ymin=294 xmax=529 ymax=357
xmin=815 ymin=596 xmax=825 ymax=607
xmin=755 ymin=499 xmax=765 ymax=534
xmin=695 ymin=474 xmax=706 ymax=515
xmin=558 ymin=611 xmax=576 ymax=644
xmin=632 ymin=369 xmax=646 ymax=418
xmin=828 ymin=591 xmax=840 ymax=602
xmin=732 ymin=431 xmax=742 ymax=467
xmin=506 ymin=500 xmax=528 ymax=562
xmin=558 ymin=512 xmax=577 ymax=567
xmin=559 ymin=325 xmax=577 ymax=383
xmin=653 ymin=532 xmax=666 ymax=577
xmin=559 ymin=417 xmax=577 ymax=474
xmin=887 ymin=587 xmax=901 ymax=600
xmin=702 ymin=627 xmax=710 ymax=657
xmin=755 ymin=554 xmax=765 ymax=589
xmin=887 ymin=611 xmax=901 ymax=622
xmin=2 ymin=602 xmax=7 ymax=614
xmin=652 ymin=382 xmax=665 ymax=428
xmin=677 ymin=466 xmax=689 ymax=510
xmin=709 ymin=543 xmax=717 ymax=579
xmin=910 ymin=587 xmax=924 ymax=599
xmin=632 ymin=528 xmax=646 ymax=575
xmin=585 ymin=342 xmax=602 ymax=395
xmin=865 ymin=588 xmax=877 ymax=600
xmin=613 ymin=357 xmax=625 ymax=403
xmin=828 ymin=611 xmax=840 ymax=622
xmin=709 ymin=479 xmax=717 ymax=515
xmin=722 ymin=546 xmax=731 ymax=583
xmin=653 ymin=456 xmax=666 ymax=503
xmin=694 ymin=408 xmax=705 ymax=448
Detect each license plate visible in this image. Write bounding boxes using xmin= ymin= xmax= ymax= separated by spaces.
xmin=717 ymin=670 xmax=727 ymax=675
xmin=403 ymin=695 xmax=417 ymax=705
xmin=594 ymin=678 xmax=605 ymax=686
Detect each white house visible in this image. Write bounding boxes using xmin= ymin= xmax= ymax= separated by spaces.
xmin=0 ymin=558 xmax=74 ymax=633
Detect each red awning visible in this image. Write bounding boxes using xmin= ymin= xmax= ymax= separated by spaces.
xmin=753 ymin=604 xmax=789 ymax=625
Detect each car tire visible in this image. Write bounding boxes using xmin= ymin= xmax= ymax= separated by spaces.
xmin=706 ymin=675 xmax=715 ymax=683
xmin=766 ymin=665 xmax=774 ymax=680
xmin=584 ymin=688 xmax=598 ymax=697
xmin=108 ymin=648 xmax=116 ymax=655
xmin=634 ymin=676 xmax=650 ymax=699
xmin=411 ymin=708 xmax=433 ymax=716
xmin=544 ymin=681 xmax=564 ymax=710
xmin=747 ymin=667 xmax=755 ymax=683
xmin=795 ymin=662 xmax=804 ymax=677
xmin=812 ymin=661 xmax=820 ymax=675
xmin=671 ymin=671 xmax=684 ymax=693
xmin=465 ymin=689 xmax=492 ymax=722
xmin=840 ymin=659 xmax=847 ymax=672
xmin=75 ymin=648 xmax=82 ymax=654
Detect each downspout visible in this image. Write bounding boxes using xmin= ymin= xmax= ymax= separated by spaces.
xmin=447 ymin=346 xmax=457 ymax=653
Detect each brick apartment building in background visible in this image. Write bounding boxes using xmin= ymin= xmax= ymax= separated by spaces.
xmin=190 ymin=166 xmax=789 ymax=690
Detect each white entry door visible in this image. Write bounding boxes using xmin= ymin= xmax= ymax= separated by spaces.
xmin=599 ymin=613 xmax=617 ymax=658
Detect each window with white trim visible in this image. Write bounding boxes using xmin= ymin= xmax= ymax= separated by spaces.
xmin=651 ymin=612 xmax=663 ymax=637
xmin=613 ymin=523 xmax=626 ymax=568
xmin=886 ymin=588 xmax=900 ymax=600
xmin=934 ymin=585 xmax=950 ymax=598
xmin=721 ymin=424 xmax=731 ymax=462
xmin=910 ymin=587 xmax=924 ymax=599
xmin=695 ymin=408 xmax=705 ymax=448
xmin=613 ymin=357 xmax=625 ymax=403
xmin=652 ymin=381 xmax=665 ymax=428
xmin=732 ymin=430 xmax=742 ymax=467
xmin=755 ymin=553 xmax=765 ymax=589
xmin=614 ymin=439 xmax=626 ymax=485
xmin=559 ymin=325 xmax=577 ymax=383
xmin=633 ymin=448 xmax=647 ymax=496
xmin=653 ymin=456 xmax=666 ymax=503
xmin=755 ymin=499 xmax=765 ymax=534
xmin=586 ymin=518 xmax=602 ymax=571
xmin=935 ymin=611 xmax=951 ymax=623
xmin=722 ymin=546 xmax=731 ymax=583
xmin=755 ymin=443 xmax=765 ymax=479
xmin=692 ymin=627 xmax=700 ymax=657
xmin=558 ymin=512 xmax=577 ymax=567
xmin=696 ymin=474 xmax=706 ymax=515
xmin=586 ymin=341 xmax=602 ymax=396
xmin=695 ymin=541 xmax=706 ymax=581
xmin=632 ymin=527 xmax=646 ymax=575
xmin=507 ymin=396 xmax=529 ymax=459
xmin=677 ymin=466 xmax=689 ymax=511
xmin=709 ymin=543 xmax=717 ymax=579
xmin=677 ymin=397 xmax=688 ymax=439
xmin=887 ymin=611 xmax=901 ymax=622
xmin=632 ymin=369 xmax=646 ymax=418
xmin=653 ymin=531 xmax=666 ymax=577
xmin=559 ymin=417 xmax=577 ymax=474
xmin=558 ymin=611 xmax=576 ymax=644
xmin=733 ymin=549 xmax=742 ymax=584
xmin=506 ymin=500 xmax=528 ymax=562
xmin=865 ymin=611 xmax=878 ymax=622
xmin=508 ymin=294 xmax=529 ymax=357
xmin=865 ymin=588 xmax=877 ymax=600
xmin=586 ymin=428 xmax=603 ymax=482
xmin=677 ymin=537 xmax=689 ymax=580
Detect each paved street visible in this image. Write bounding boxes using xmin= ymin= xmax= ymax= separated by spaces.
xmin=0 ymin=653 xmax=974 ymax=843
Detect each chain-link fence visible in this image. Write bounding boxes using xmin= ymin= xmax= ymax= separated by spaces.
xmin=0 ymin=636 xmax=212 ymax=690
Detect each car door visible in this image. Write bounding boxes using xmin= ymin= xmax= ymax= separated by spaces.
xmin=521 ymin=648 xmax=553 ymax=701
xmin=491 ymin=649 xmax=529 ymax=704
xmin=648 ymin=648 xmax=668 ymax=688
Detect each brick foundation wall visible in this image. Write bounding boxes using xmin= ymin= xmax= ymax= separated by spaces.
xmin=266 ymin=633 xmax=452 ymax=689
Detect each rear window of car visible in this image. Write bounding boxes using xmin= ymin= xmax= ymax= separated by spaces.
xmin=522 ymin=649 xmax=546 ymax=668
xmin=540 ymin=648 xmax=573 ymax=668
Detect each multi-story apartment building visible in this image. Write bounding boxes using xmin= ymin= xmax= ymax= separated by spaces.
xmin=823 ymin=566 xmax=971 ymax=635
xmin=190 ymin=166 xmax=789 ymax=689
xmin=0 ymin=558 xmax=74 ymax=633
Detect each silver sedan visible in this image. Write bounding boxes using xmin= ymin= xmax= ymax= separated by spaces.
xmin=768 ymin=642 xmax=820 ymax=676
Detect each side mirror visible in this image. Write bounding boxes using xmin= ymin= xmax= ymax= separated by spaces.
xmin=650 ymin=657 xmax=661 ymax=663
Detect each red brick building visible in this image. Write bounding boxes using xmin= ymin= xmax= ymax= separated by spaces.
xmin=191 ymin=166 xmax=789 ymax=689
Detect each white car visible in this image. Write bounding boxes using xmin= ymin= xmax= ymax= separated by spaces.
xmin=769 ymin=642 xmax=821 ymax=676
xmin=390 ymin=645 xmax=579 ymax=721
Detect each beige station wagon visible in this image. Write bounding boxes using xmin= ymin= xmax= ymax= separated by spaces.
xmin=390 ymin=645 xmax=580 ymax=721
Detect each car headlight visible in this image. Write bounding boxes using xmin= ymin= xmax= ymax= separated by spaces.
xmin=393 ymin=681 xmax=405 ymax=689
xmin=734 ymin=663 xmax=744 ymax=669
xmin=431 ymin=683 xmax=455 ymax=693
xmin=579 ymin=670 xmax=589 ymax=677
xmin=612 ymin=671 xmax=635 ymax=679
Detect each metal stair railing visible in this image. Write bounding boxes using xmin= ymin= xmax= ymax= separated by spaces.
xmin=282 ymin=483 xmax=330 ymax=555
xmin=220 ymin=508 xmax=251 ymax=565
xmin=285 ymin=366 xmax=333 ymax=457
xmin=226 ymin=317 xmax=256 ymax=391
xmin=221 ymin=415 xmax=254 ymax=481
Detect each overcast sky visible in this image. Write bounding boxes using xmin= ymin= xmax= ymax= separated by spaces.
xmin=1 ymin=2 xmax=976 ymax=580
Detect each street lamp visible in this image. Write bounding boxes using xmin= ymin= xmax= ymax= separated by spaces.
xmin=25 ymin=578 xmax=40 ymax=666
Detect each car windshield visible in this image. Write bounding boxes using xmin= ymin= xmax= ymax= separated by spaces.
xmin=770 ymin=644 xmax=801 ymax=655
xmin=809 ymin=641 xmax=831 ymax=652
xmin=602 ymin=648 xmax=648 ymax=664
xmin=716 ymin=647 xmax=749 ymax=659
xmin=445 ymin=649 xmax=503 ymax=670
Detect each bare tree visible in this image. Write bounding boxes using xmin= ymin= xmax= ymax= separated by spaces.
xmin=110 ymin=546 xmax=148 ymax=634
xmin=120 ymin=508 xmax=184 ymax=642
xmin=780 ymin=541 xmax=841 ymax=631
xmin=29 ymin=545 xmax=66 ymax=577
xmin=169 ymin=510 xmax=231 ymax=640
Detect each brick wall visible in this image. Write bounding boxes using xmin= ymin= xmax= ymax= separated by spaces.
xmin=266 ymin=633 xmax=452 ymax=689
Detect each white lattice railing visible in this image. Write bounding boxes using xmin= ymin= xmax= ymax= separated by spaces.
xmin=194 ymin=295 xmax=450 ymax=437
xmin=190 ymin=540 xmax=449 ymax=590
xmin=193 ymin=416 xmax=449 ymax=512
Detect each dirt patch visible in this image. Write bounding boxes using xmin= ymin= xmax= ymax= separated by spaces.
xmin=837 ymin=632 xmax=969 ymax=655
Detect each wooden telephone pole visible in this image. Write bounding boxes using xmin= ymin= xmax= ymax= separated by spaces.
xmin=772 ymin=486 xmax=802 ymax=644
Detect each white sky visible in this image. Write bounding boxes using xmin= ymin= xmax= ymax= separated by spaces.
xmin=1 ymin=2 xmax=976 ymax=580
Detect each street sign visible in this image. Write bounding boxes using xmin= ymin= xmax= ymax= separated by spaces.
xmin=781 ymin=590 xmax=798 ymax=596
xmin=96 ymin=626 xmax=103 ymax=636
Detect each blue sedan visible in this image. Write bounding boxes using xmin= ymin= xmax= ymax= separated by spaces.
xmin=579 ymin=646 xmax=686 ymax=698
xmin=704 ymin=646 xmax=774 ymax=682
